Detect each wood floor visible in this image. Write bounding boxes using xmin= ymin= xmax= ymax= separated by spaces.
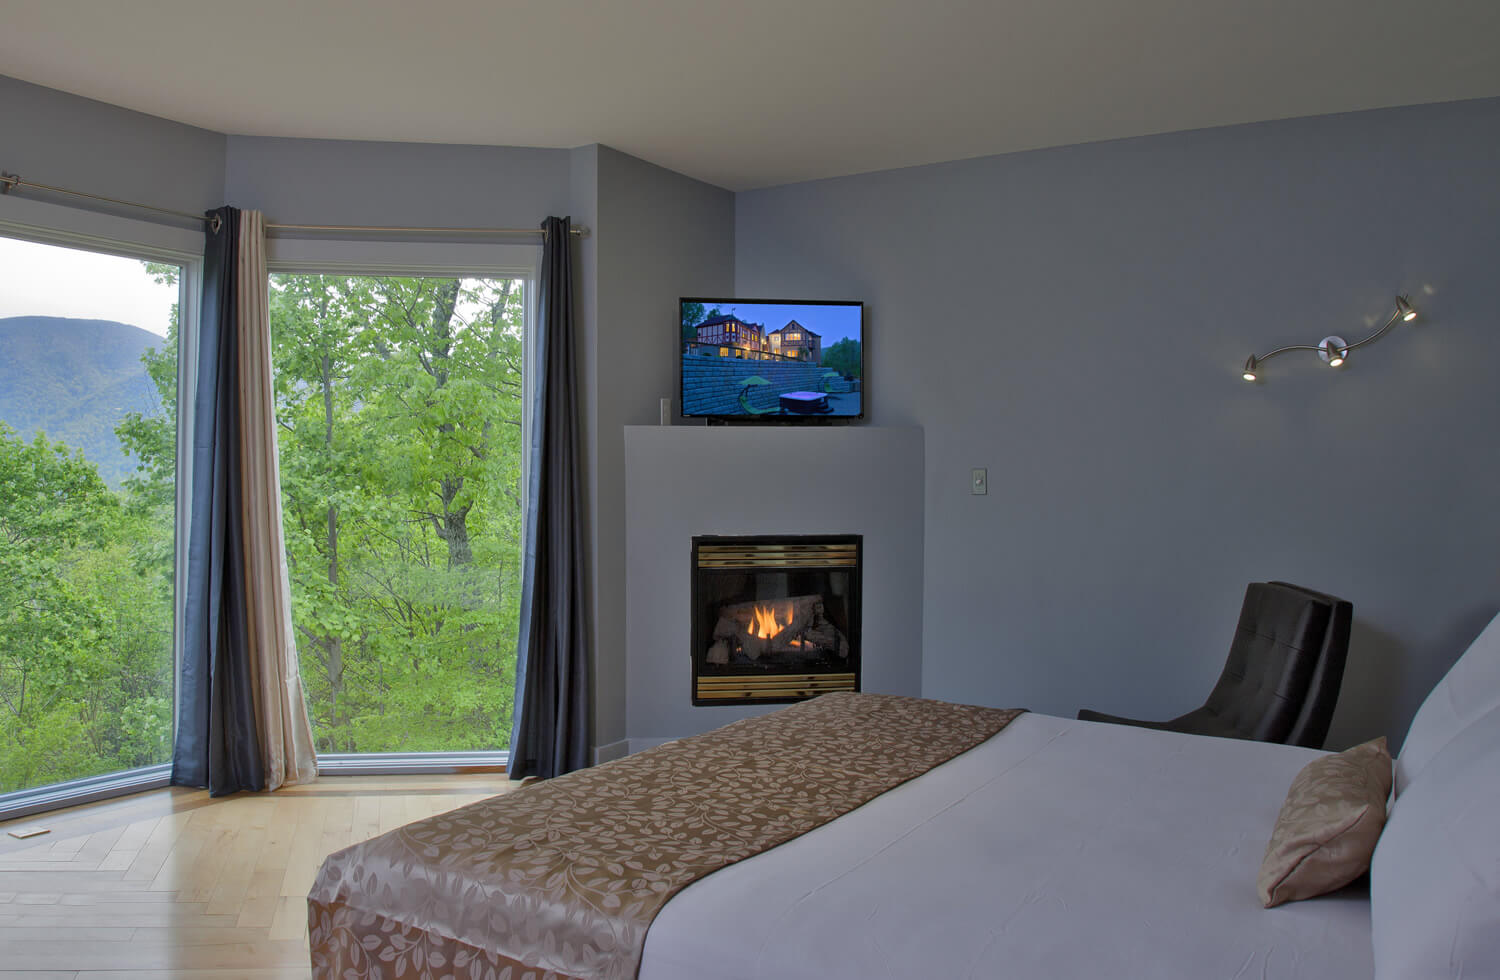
xmin=0 ymin=773 xmax=513 ymax=979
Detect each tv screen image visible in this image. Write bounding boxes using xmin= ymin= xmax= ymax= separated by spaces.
xmin=680 ymin=298 xmax=863 ymax=420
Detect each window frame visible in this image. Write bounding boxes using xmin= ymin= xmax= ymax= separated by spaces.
xmin=265 ymin=237 xmax=539 ymax=775
xmin=0 ymin=194 xmax=203 ymax=821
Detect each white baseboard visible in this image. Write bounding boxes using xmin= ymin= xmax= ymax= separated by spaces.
xmin=592 ymin=739 xmax=631 ymax=765
xmin=593 ymin=737 xmax=686 ymax=762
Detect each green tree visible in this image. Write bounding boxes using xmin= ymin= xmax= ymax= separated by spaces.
xmin=269 ymin=274 xmax=524 ymax=754
xmin=822 ymin=337 xmax=862 ymax=379
xmin=116 ymin=262 xmax=181 ymax=519
xmin=0 ymin=425 xmax=170 ymax=790
xmin=681 ymin=302 xmax=723 ymax=346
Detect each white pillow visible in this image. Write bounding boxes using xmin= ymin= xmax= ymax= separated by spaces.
xmin=1396 ymin=611 xmax=1500 ymax=795
xmin=1371 ymin=701 xmax=1500 ymax=979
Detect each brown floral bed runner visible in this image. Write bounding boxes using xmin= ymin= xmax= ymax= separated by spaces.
xmin=308 ymin=692 xmax=1023 ymax=979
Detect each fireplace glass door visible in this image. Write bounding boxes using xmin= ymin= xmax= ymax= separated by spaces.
xmin=691 ymin=535 xmax=861 ymax=705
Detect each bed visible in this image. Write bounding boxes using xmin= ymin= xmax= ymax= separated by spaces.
xmin=640 ymin=711 xmax=1368 ymax=980
xmin=309 ymin=613 xmax=1500 ymax=980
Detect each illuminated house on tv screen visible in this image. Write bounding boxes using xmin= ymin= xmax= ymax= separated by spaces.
xmin=681 ymin=301 xmax=861 ymax=418
xmin=693 ymin=315 xmax=823 ymax=363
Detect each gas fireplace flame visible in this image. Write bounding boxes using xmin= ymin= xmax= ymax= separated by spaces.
xmin=746 ymin=603 xmax=791 ymax=640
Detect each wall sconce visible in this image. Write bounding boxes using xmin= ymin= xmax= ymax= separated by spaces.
xmin=1240 ymin=295 xmax=1419 ymax=382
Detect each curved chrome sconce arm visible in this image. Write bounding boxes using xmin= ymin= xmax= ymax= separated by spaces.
xmin=1241 ymin=295 xmax=1418 ymax=382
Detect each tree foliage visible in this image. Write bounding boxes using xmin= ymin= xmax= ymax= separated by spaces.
xmin=268 ymin=274 xmax=524 ymax=754
xmin=268 ymin=274 xmax=522 ymax=750
xmin=680 ymin=302 xmax=722 ymax=345
xmin=822 ymin=337 xmax=862 ymax=379
xmin=0 ymin=423 xmax=173 ymax=791
xmin=0 ymin=269 xmax=525 ymax=794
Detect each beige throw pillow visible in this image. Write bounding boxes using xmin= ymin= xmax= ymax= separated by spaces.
xmin=1258 ymin=736 xmax=1392 ymax=908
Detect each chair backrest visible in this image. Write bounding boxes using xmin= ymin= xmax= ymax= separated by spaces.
xmin=1202 ymin=582 xmax=1338 ymax=743
xmin=1269 ymin=581 xmax=1353 ymax=749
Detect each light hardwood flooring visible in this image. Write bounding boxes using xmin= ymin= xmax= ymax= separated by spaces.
xmin=0 ymin=773 xmax=514 ymax=979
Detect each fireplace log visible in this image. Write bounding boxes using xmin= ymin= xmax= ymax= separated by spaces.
xmin=717 ymin=594 xmax=847 ymax=660
xmin=705 ymin=640 xmax=731 ymax=665
xmin=741 ymin=632 xmax=768 ymax=661
xmin=712 ymin=616 xmax=740 ymax=641
xmin=803 ymin=622 xmax=849 ymax=658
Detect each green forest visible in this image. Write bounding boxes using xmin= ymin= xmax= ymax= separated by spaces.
xmin=822 ymin=337 xmax=862 ymax=379
xmin=0 ymin=269 xmax=524 ymax=793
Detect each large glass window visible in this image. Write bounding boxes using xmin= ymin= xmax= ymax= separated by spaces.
xmin=268 ymin=273 xmax=525 ymax=754
xmin=0 ymin=236 xmax=180 ymax=794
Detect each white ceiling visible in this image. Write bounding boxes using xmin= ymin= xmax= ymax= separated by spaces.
xmin=4 ymin=0 xmax=1499 ymax=191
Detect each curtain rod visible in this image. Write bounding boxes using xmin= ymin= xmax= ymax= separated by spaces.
xmin=1 ymin=171 xmax=589 ymax=239
xmin=2 ymin=171 xmax=224 ymax=233
xmin=266 ymin=222 xmax=589 ymax=238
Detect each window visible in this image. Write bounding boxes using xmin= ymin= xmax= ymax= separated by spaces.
xmin=0 ymin=231 xmax=187 ymax=800
xmin=266 ymin=267 xmax=528 ymax=756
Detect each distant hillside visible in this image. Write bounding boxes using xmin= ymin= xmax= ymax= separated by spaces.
xmin=0 ymin=316 xmax=167 ymax=486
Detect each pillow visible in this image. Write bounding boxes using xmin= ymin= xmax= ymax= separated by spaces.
xmin=1257 ymin=736 xmax=1392 ymax=908
xmin=1372 ymin=702 xmax=1500 ymax=979
xmin=1396 ymin=610 xmax=1500 ymax=796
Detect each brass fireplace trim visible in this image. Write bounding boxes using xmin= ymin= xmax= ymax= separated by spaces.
xmin=696 ymin=672 xmax=857 ymax=701
xmin=695 ymin=542 xmax=859 ymax=569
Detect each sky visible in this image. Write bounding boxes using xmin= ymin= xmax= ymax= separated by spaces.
xmin=702 ymin=300 xmax=862 ymax=346
xmin=0 ymin=236 xmax=178 ymax=337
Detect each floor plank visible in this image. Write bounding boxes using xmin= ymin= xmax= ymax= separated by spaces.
xmin=0 ymin=774 xmax=510 ymax=973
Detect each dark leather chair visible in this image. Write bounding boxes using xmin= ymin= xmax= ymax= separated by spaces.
xmin=1077 ymin=581 xmax=1351 ymax=749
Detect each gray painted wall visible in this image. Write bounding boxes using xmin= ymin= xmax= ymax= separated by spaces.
xmin=569 ymin=146 xmax=604 ymax=754
xmin=735 ymin=98 xmax=1500 ymax=750
xmin=223 ymin=136 xmax=573 ymax=227
xmin=590 ymin=149 xmax=736 ymax=753
xmin=0 ymin=74 xmax=226 ymax=215
xmin=624 ymin=425 xmax=924 ymax=742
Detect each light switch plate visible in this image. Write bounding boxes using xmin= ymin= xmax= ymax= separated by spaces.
xmin=971 ymin=468 xmax=988 ymax=495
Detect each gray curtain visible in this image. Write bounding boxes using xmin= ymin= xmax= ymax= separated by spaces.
xmin=510 ymin=216 xmax=591 ymax=779
xmin=171 ymin=206 xmax=264 ymax=795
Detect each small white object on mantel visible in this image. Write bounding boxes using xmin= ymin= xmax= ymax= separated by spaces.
xmin=7 ymin=825 xmax=50 ymax=839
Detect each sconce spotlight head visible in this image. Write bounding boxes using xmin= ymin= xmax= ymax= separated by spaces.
xmin=1319 ymin=336 xmax=1348 ymax=368
xmin=1241 ymin=356 xmax=1259 ymax=382
xmin=1396 ymin=295 xmax=1418 ymax=322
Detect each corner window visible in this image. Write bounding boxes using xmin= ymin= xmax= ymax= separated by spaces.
xmin=0 ymin=234 xmax=184 ymax=796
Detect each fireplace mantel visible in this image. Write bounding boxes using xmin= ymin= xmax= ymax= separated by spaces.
xmin=624 ymin=425 xmax=924 ymax=750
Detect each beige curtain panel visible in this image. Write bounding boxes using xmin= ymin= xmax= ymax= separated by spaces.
xmin=235 ymin=210 xmax=319 ymax=790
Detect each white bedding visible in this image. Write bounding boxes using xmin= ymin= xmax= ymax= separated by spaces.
xmin=639 ymin=712 xmax=1374 ymax=980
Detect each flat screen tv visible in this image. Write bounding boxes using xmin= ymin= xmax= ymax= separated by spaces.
xmin=680 ymin=298 xmax=864 ymax=421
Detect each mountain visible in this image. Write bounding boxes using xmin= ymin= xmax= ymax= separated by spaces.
xmin=0 ymin=316 xmax=167 ymax=487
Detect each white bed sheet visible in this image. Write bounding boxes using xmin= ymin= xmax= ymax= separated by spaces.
xmin=639 ymin=712 xmax=1374 ymax=980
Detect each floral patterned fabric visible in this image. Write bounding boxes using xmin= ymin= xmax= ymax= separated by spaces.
xmin=308 ymin=692 xmax=1023 ymax=979
xmin=1257 ymin=735 xmax=1392 ymax=908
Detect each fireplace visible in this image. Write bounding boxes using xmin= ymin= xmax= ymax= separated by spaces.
xmin=691 ymin=535 xmax=861 ymax=705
